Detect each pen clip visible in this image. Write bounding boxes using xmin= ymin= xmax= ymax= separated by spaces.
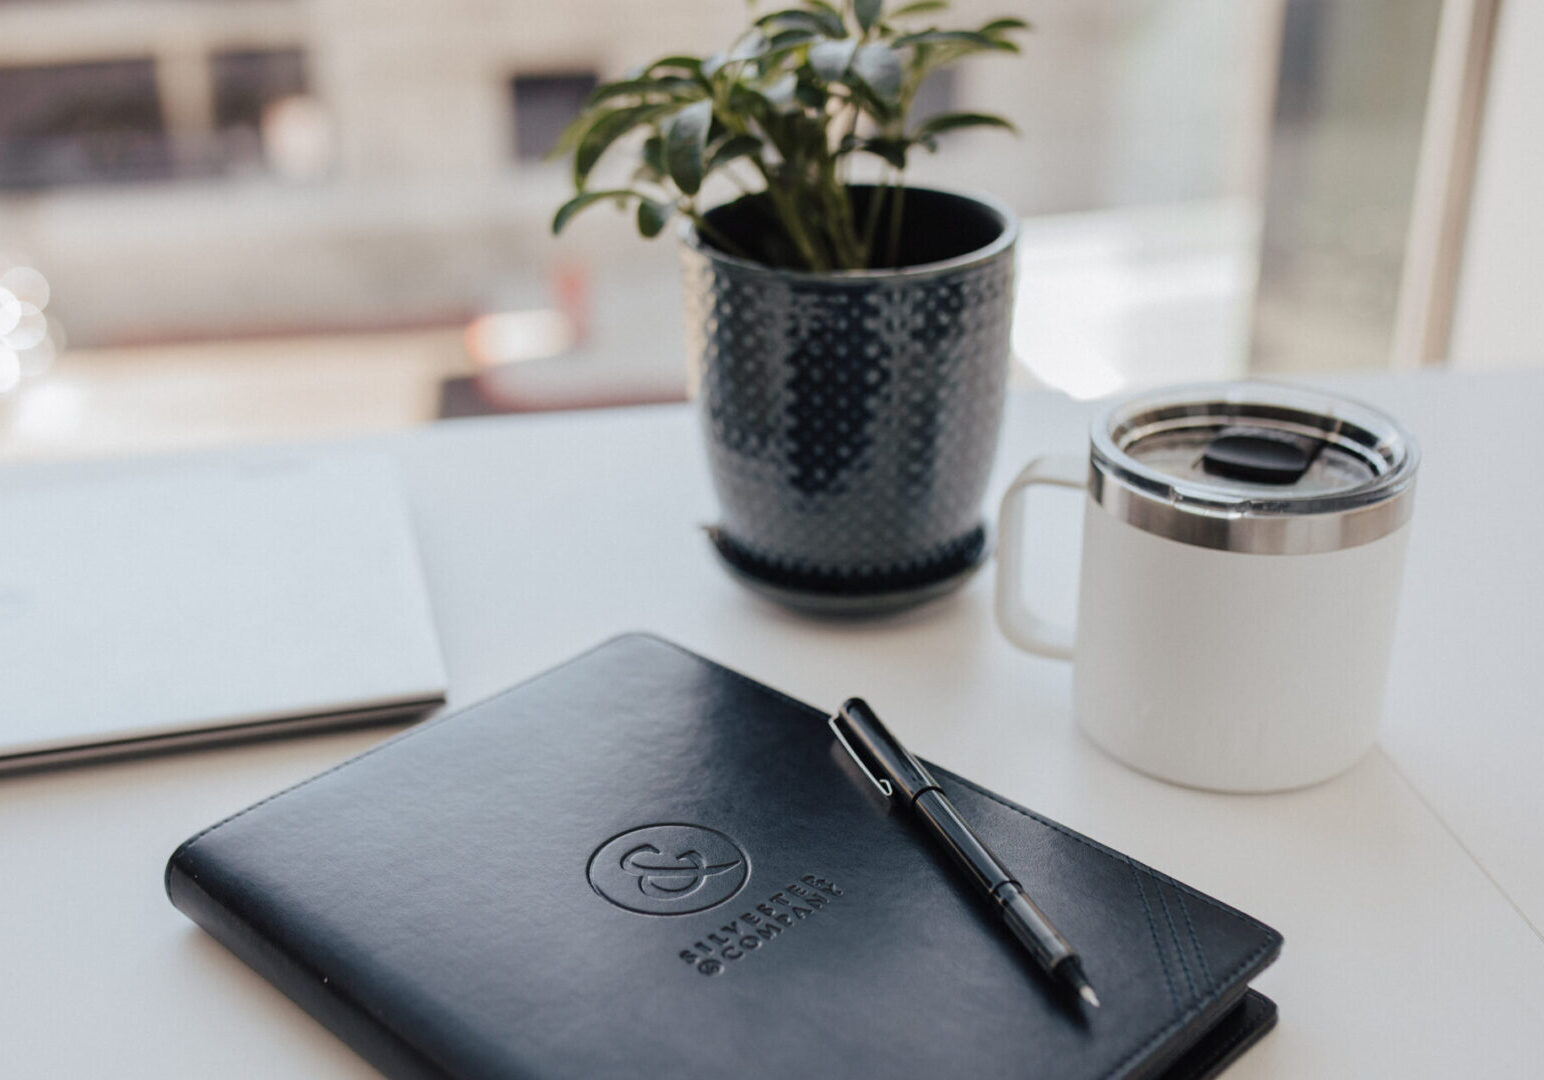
xmin=828 ymin=713 xmax=894 ymax=799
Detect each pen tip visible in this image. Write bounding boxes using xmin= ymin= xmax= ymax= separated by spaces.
xmin=1058 ymin=958 xmax=1100 ymax=1009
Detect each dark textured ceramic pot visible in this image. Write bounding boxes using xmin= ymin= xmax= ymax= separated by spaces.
xmin=681 ymin=186 xmax=1017 ymax=614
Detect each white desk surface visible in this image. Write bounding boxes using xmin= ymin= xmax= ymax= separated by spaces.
xmin=3 ymin=369 xmax=1542 ymax=1077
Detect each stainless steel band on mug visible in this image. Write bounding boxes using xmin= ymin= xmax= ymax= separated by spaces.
xmin=1084 ymin=383 xmax=1420 ymax=556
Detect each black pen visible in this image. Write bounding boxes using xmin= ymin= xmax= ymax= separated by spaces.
xmin=829 ymin=697 xmax=1101 ymax=1009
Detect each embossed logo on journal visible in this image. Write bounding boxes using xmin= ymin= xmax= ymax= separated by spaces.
xmin=587 ymin=824 xmax=750 ymax=916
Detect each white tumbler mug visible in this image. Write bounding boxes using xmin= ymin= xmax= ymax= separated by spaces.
xmin=995 ymin=383 xmax=1419 ymax=792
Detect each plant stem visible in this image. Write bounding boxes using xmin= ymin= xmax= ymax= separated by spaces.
xmin=859 ymin=170 xmax=892 ymax=267
xmin=841 ymin=101 xmax=862 ymax=176
xmin=818 ymin=157 xmax=864 ymax=269
xmin=759 ymin=164 xmax=829 ymax=271
xmin=886 ymin=181 xmax=906 ymax=268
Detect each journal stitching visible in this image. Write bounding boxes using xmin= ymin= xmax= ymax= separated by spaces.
xmin=1154 ymin=879 xmax=1199 ymax=1001
xmin=918 ymin=779 xmax=1278 ymax=1080
xmin=1175 ymin=888 xmax=1212 ymax=990
xmin=1130 ymin=864 xmax=1178 ymax=1009
xmin=171 ymin=633 xmax=1282 ymax=1080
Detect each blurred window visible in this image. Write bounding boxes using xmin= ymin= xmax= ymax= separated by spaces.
xmin=212 ymin=49 xmax=307 ymax=133
xmin=211 ymin=48 xmax=310 ymax=175
xmin=0 ymin=58 xmax=171 ymax=188
xmin=510 ymin=72 xmax=597 ymax=162
xmin=0 ymin=48 xmax=312 ymax=189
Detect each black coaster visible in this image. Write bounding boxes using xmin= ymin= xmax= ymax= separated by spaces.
xmin=707 ymin=526 xmax=988 ymax=616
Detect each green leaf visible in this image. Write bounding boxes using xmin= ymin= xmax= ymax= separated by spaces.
xmin=552 ymin=189 xmax=637 ymax=234
xmin=761 ymin=72 xmax=798 ymax=105
xmin=548 ymin=109 xmax=593 ymax=159
xmin=764 ymin=27 xmax=820 ymax=51
xmin=914 ymin=110 xmax=1018 ymax=138
xmin=854 ymin=137 xmax=911 ymax=169
xmin=726 ymin=28 xmax=768 ymax=62
xmin=851 ymin=43 xmax=903 ymax=101
xmin=893 ymin=29 xmax=1014 ymax=50
xmin=980 ymin=17 xmax=1031 ymax=35
xmin=706 ymin=134 xmax=764 ymax=171
xmin=664 ymin=99 xmax=713 ymax=195
xmin=574 ymin=104 xmax=673 ymax=184
xmin=805 ymin=0 xmax=848 ymax=31
xmin=809 ymin=38 xmax=857 ymax=81
xmin=793 ymin=78 xmax=825 ymax=109
xmin=727 ymin=81 xmax=782 ymax=121
xmin=637 ymin=199 xmax=673 ymax=238
xmin=584 ymin=76 xmax=699 ymax=108
xmin=855 ymin=0 xmax=883 ymax=32
xmin=756 ymin=6 xmax=845 ymax=39
xmin=643 ymin=56 xmax=705 ymax=77
xmin=844 ymin=78 xmax=899 ymax=124
xmin=888 ymin=0 xmax=948 ymax=17
xmin=642 ymin=134 xmax=667 ymax=176
xmin=756 ymin=41 xmax=817 ymax=77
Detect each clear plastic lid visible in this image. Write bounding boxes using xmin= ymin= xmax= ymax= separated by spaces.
xmin=1089 ymin=382 xmax=1419 ymax=554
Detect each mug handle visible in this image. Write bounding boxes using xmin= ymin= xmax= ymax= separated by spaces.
xmin=994 ymin=454 xmax=1085 ymax=660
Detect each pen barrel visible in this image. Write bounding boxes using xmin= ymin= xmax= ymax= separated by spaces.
xmin=914 ymin=790 xmax=1076 ymax=970
xmin=913 ymin=789 xmax=1013 ymax=893
xmin=832 ymin=700 xmax=1085 ymax=987
xmin=996 ymin=885 xmax=1076 ymax=971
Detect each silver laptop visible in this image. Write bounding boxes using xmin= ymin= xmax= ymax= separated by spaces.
xmin=0 ymin=450 xmax=448 ymax=772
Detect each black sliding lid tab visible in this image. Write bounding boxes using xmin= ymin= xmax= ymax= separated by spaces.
xmin=1202 ymin=426 xmax=1324 ymax=485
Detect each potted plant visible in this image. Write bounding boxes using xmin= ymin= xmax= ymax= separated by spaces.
xmin=554 ymin=0 xmax=1026 ymax=613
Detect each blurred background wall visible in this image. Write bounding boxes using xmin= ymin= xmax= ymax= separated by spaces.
xmin=0 ymin=0 xmax=1537 ymax=460
xmin=0 ymin=0 xmax=1281 ymax=348
xmin=1446 ymin=0 xmax=1544 ymax=371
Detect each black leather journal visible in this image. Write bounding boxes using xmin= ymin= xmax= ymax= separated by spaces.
xmin=167 ymin=634 xmax=1282 ymax=1080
